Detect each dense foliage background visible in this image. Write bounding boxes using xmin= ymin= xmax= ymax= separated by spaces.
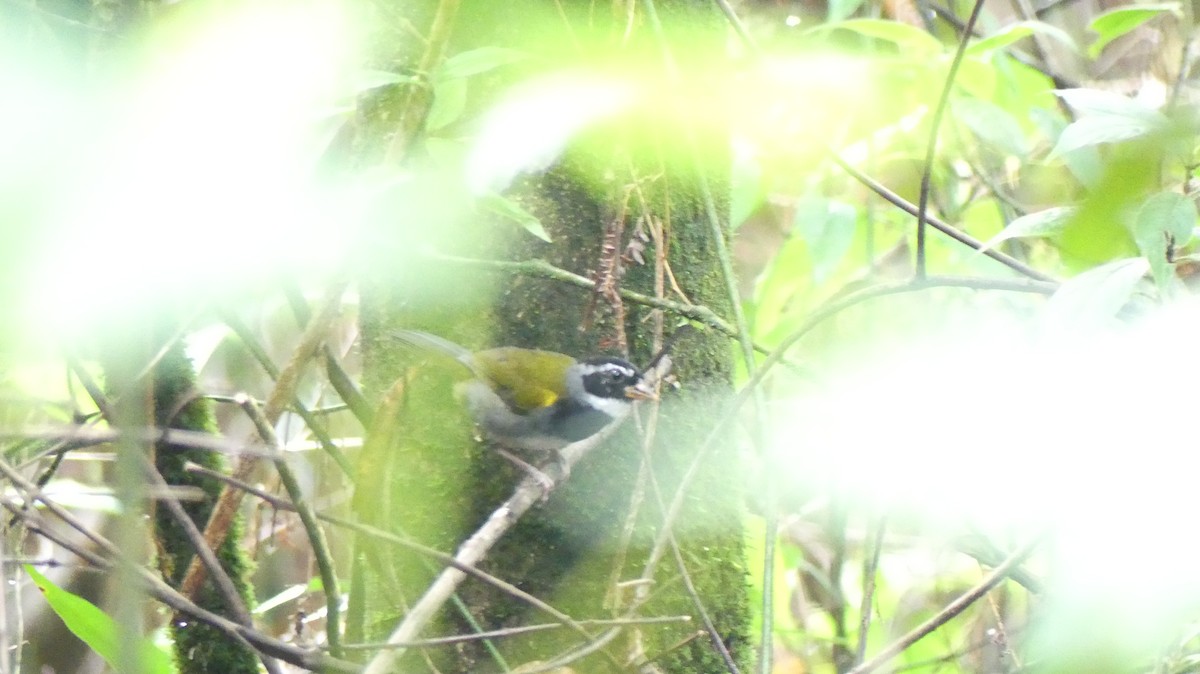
xmin=3 ymin=0 xmax=1200 ymax=672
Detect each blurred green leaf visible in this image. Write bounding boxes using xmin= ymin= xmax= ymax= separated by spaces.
xmin=966 ymin=20 xmax=1078 ymax=56
xmin=1088 ymin=4 xmax=1180 ymax=59
xmin=1030 ymin=107 xmax=1103 ymax=188
xmin=1058 ymin=143 xmax=1155 ymax=265
xmin=752 ymin=237 xmax=810 ymax=338
xmin=793 ymin=197 xmax=857 ymax=283
xmin=1056 ymin=88 xmax=1167 ymax=119
xmin=955 ymin=55 xmax=999 ymax=101
xmin=437 ymin=47 xmax=530 ymax=81
xmin=479 ymin=192 xmax=551 ymax=242
xmin=810 ymin=19 xmax=943 ymax=57
xmin=953 ymin=95 xmax=1030 ymax=157
xmin=423 ymin=137 xmax=467 ymax=169
xmin=1052 ymin=117 xmax=1162 ymax=157
xmin=426 ymin=76 xmax=467 ymax=132
xmin=25 ymin=565 xmax=175 ymax=674
xmin=1049 ymin=89 xmax=1170 ymax=157
xmin=1132 ymin=191 xmax=1195 ymax=292
xmin=980 ymin=207 xmax=1076 ymax=252
xmin=1045 ymin=257 xmax=1149 ymax=326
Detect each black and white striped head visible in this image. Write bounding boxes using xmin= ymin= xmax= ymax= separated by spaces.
xmin=566 ymin=357 xmax=654 ymax=417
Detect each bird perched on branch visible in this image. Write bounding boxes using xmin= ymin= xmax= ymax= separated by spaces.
xmin=393 ymin=331 xmax=657 ymax=458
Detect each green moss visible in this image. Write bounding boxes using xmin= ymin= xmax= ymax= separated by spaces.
xmin=151 ymin=341 xmax=259 ymax=674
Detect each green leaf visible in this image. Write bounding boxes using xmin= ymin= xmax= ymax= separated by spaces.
xmin=979 ymin=207 xmax=1077 ymax=252
xmin=479 ymin=192 xmax=551 ymax=242
xmin=426 ymin=76 xmax=467 ymax=132
xmin=792 ymin=197 xmax=857 ymax=283
xmin=1056 ymin=88 xmax=1168 ymax=120
xmin=25 ymin=565 xmax=175 ymax=674
xmin=1132 ymin=191 xmax=1196 ymax=292
xmin=437 ymin=47 xmax=530 ymax=81
xmin=1031 ymin=107 xmax=1102 ymax=188
xmin=1051 ymin=116 xmax=1159 ymax=156
xmin=966 ymin=21 xmax=1079 ymax=56
xmin=953 ymin=96 xmax=1030 ymax=157
xmin=1048 ymin=90 xmax=1169 ymax=157
xmin=808 ymin=19 xmax=943 ymax=57
xmin=422 ymin=137 xmax=467 ymax=169
xmin=1088 ymin=4 xmax=1180 ymax=59
xmin=1045 ymin=257 xmax=1149 ymax=327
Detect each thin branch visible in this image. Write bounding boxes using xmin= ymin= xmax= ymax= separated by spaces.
xmin=668 ymin=533 xmax=742 ymax=674
xmin=0 ymin=458 xmax=359 ymax=672
xmin=237 ymin=395 xmax=344 ymax=658
xmin=847 ymin=535 xmax=1044 ymax=674
xmin=388 ymin=0 xmax=461 ymax=161
xmin=1 ymin=426 xmax=280 ymax=460
xmin=361 ymin=420 xmax=625 ymax=674
xmin=429 ymin=251 xmax=740 ymax=339
xmin=828 ymin=151 xmax=1058 ymax=284
xmin=635 ymin=402 xmax=741 ymax=674
xmin=64 ymin=357 xmax=273 ymax=671
xmin=182 ymin=461 xmax=591 ymax=641
xmin=180 ymin=280 xmax=346 ymax=604
xmin=220 ymin=309 xmax=355 ymax=478
xmin=914 ymin=0 xmax=988 ymax=279
xmin=710 ymin=0 xmax=762 ymax=60
xmin=339 ymin=615 xmax=692 ymax=650
xmin=281 ymin=279 xmax=375 ymax=428
xmin=855 ymin=514 xmax=888 ymax=666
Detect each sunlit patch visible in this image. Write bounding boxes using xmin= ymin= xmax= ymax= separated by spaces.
xmin=22 ymin=0 xmax=357 ymax=340
xmin=465 ymin=73 xmax=638 ymax=194
xmin=769 ymin=300 xmax=1200 ymax=664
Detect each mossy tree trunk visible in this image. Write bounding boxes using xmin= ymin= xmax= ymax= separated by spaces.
xmin=350 ymin=1 xmax=749 ymax=671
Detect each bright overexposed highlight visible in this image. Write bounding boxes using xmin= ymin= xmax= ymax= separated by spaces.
xmin=466 ymin=73 xmax=637 ymax=194
xmin=24 ymin=0 xmax=355 ymax=338
xmin=770 ymin=299 xmax=1200 ymax=660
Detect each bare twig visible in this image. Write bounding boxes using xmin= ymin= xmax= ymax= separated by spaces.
xmin=237 ymin=395 xmax=344 ymax=657
xmin=281 ymin=280 xmax=374 ymax=427
xmin=0 ymin=458 xmax=359 ymax=673
xmin=855 ymin=514 xmax=888 ymax=665
xmin=915 ymin=0 xmax=989 ymax=279
xmin=427 ymin=251 xmax=754 ymax=344
xmin=220 ymin=309 xmax=355 ymax=477
xmin=829 ymin=152 xmax=1057 ymax=284
xmin=339 ymin=615 xmax=691 ymax=650
xmin=361 ymin=424 xmax=619 ymax=674
xmin=183 ymin=461 xmax=589 ymax=635
xmin=847 ymin=535 xmax=1044 ymax=674
xmin=1 ymin=426 xmax=279 ymax=460
xmin=180 ymin=281 xmax=346 ymax=604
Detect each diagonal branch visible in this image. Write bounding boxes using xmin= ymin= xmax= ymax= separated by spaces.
xmin=178 ymin=280 xmax=346 ymax=603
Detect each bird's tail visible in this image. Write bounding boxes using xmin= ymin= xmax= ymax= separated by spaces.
xmin=391 ymin=330 xmax=483 ymax=378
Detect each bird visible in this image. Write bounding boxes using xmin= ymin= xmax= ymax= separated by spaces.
xmin=393 ymin=330 xmax=656 ymax=456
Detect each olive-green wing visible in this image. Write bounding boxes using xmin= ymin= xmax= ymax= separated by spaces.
xmin=474 ymin=347 xmax=575 ymax=413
